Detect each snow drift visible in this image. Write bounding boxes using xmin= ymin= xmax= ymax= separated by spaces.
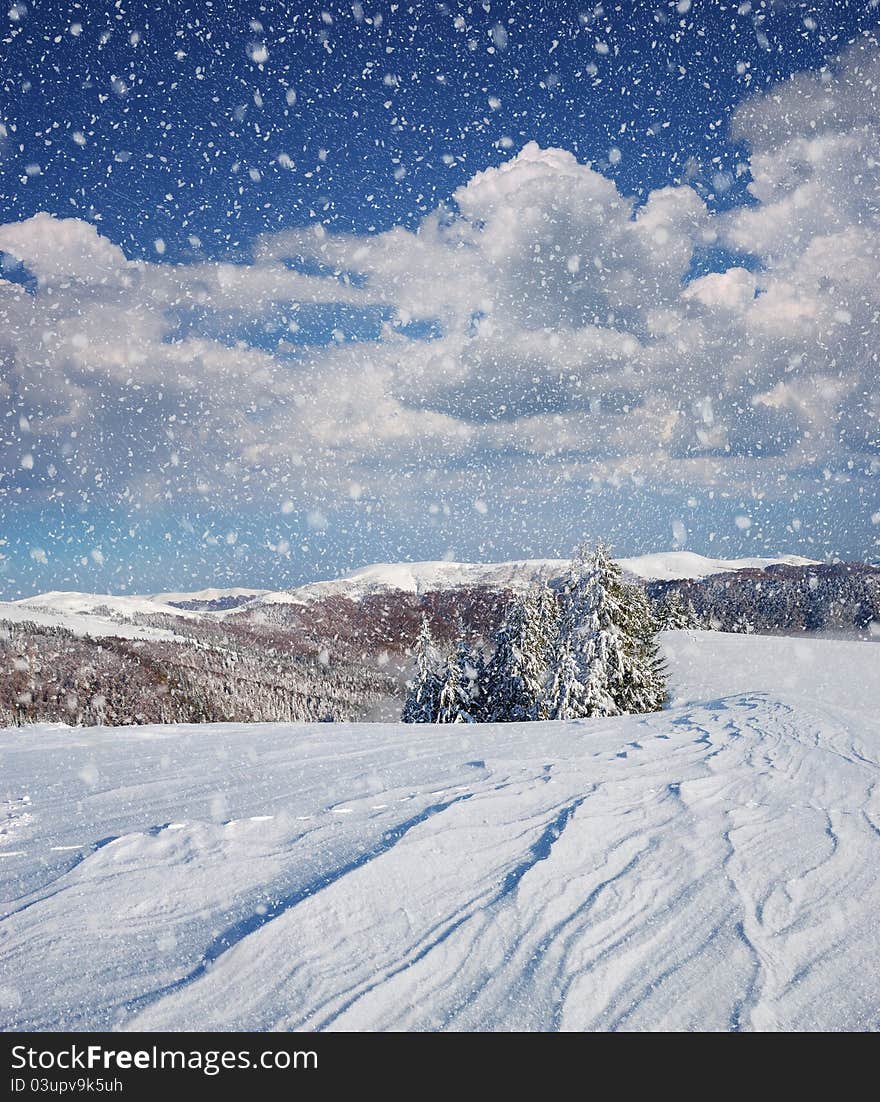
xmin=0 ymin=630 xmax=878 ymax=1032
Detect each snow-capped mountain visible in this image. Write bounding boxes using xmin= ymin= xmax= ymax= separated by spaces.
xmin=1 ymin=552 xmax=819 ymax=633
xmin=10 ymin=590 xmax=202 ymax=621
xmin=0 ymin=587 xmax=263 ymax=637
xmin=250 ymin=559 xmax=570 ymax=606
xmin=250 ymin=551 xmax=819 ymax=607
xmin=617 ymin=551 xmax=818 ymax=582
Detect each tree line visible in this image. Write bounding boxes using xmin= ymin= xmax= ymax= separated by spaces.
xmin=402 ymin=541 xmax=669 ymax=724
xmin=648 ymin=562 xmax=880 ymax=635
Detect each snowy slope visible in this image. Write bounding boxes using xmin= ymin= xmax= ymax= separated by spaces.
xmin=149 ymin=587 xmax=269 ymax=606
xmin=0 ymin=588 xmax=259 ymax=640
xmin=0 ymin=591 xmax=193 ymax=642
xmin=618 ymin=551 xmax=816 ymax=582
xmin=251 ymin=559 xmax=570 ymax=605
xmin=663 ymin=629 xmax=880 ymax=710
xmin=0 ymin=585 xmax=287 ymax=640
xmin=7 ymin=591 xmax=201 ymax=620
xmin=1 ymin=630 xmax=878 ymax=1032
xmin=252 ymin=552 xmax=818 ymax=606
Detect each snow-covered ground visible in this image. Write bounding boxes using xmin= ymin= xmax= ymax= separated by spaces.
xmin=0 ymin=592 xmax=191 ymax=642
xmin=150 ymin=586 xmax=269 ymax=605
xmin=1 ymin=630 xmax=878 ymax=1032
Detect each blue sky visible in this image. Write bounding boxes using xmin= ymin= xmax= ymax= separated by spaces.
xmin=1 ymin=1 xmax=878 ymax=596
xmin=2 ymin=0 xmax=873 ymax=247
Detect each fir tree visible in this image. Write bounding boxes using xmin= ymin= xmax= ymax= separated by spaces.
xmin=545 ymin=635 xmax=593 ymax=720
xmin=583 ymin=542 xmax=667 ymax=715
xmin=656 ymin=590 xmax=698 ymax=630
xmin=532 ymin=584 xmax=561 ymax=718
xmin=546 ymin=541 xmax=667 ymax=719
xmin=454 ymin=626 xmax=484 ymax=721
xmin=514 ymin=584 xmax=559 ymax=720
xmin=579 ymin=630 xmax=621 ymax=718
xmin=482 ymin=597 xmax=525 ymax=721
xmin=545 ymin=542 xmax=602 ymax=719
xmin=436 ymin=628 xmax=481 ymax=723
xmin=435 ymin=652 xmax=463 ymax=723
xmin=401 ymin=614 xmax=443 ymax=723
xmin=484 ymin=588 xmax=557 ymax=722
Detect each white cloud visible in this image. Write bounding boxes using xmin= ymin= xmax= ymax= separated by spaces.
xmin=0 ymin=213 xmax=129 ymax=285
xmin=2 ymin=41 xmax=878 ymax=554
xmin=682 ymin=267 xmax=757 ymax=313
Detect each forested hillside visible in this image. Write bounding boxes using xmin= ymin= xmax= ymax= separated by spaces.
xmin=0 ymin=619 xmax=393 ymax=728
xmin=649 ymin=562 xmax=880 ymax=635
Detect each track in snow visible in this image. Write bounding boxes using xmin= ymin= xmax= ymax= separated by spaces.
xmin=0 ymin=632 xmax=878 ymax=1032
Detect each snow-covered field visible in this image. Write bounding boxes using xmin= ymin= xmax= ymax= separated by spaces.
xmin=1 ymin=630 xmax=878 ymax=1032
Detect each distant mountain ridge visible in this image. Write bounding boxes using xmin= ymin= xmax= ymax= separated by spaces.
xmin=152 ymin=552 xmax=821 ymax=611
xmin=0 ymin=551 xmax=829 ymax=632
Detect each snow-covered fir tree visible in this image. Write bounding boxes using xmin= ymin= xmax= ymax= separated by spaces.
xmin=583 ymin=542 xmax=667 ymax=716
xmin=435 ymin=653 xmax=463 ymax=723
xmin=655 ymin=590 xmax=699 ymax=630
xmin=545 ymin=542 xmax=604 ymax=719
xmin=402 ymin=614 xmax=443 ymax=723
xmin=532 ymin=584 xmax=561 ymax=717
xmin=545 ymin=635 xmax=592 ymax=720
xmin=436 ymin=629 xmax=481 ymax=723
xmin=546 ymin=541 xmax=666 ymax=719
xmin=455 ymin=625 xmax=485 ymax=720
xmin=482 ymin=596 xmax=527 ymax=721
xmin=579 ymin=630 xmax=622 ymax=718
xmin=483 ymin=586 xmax=557 ymax=722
